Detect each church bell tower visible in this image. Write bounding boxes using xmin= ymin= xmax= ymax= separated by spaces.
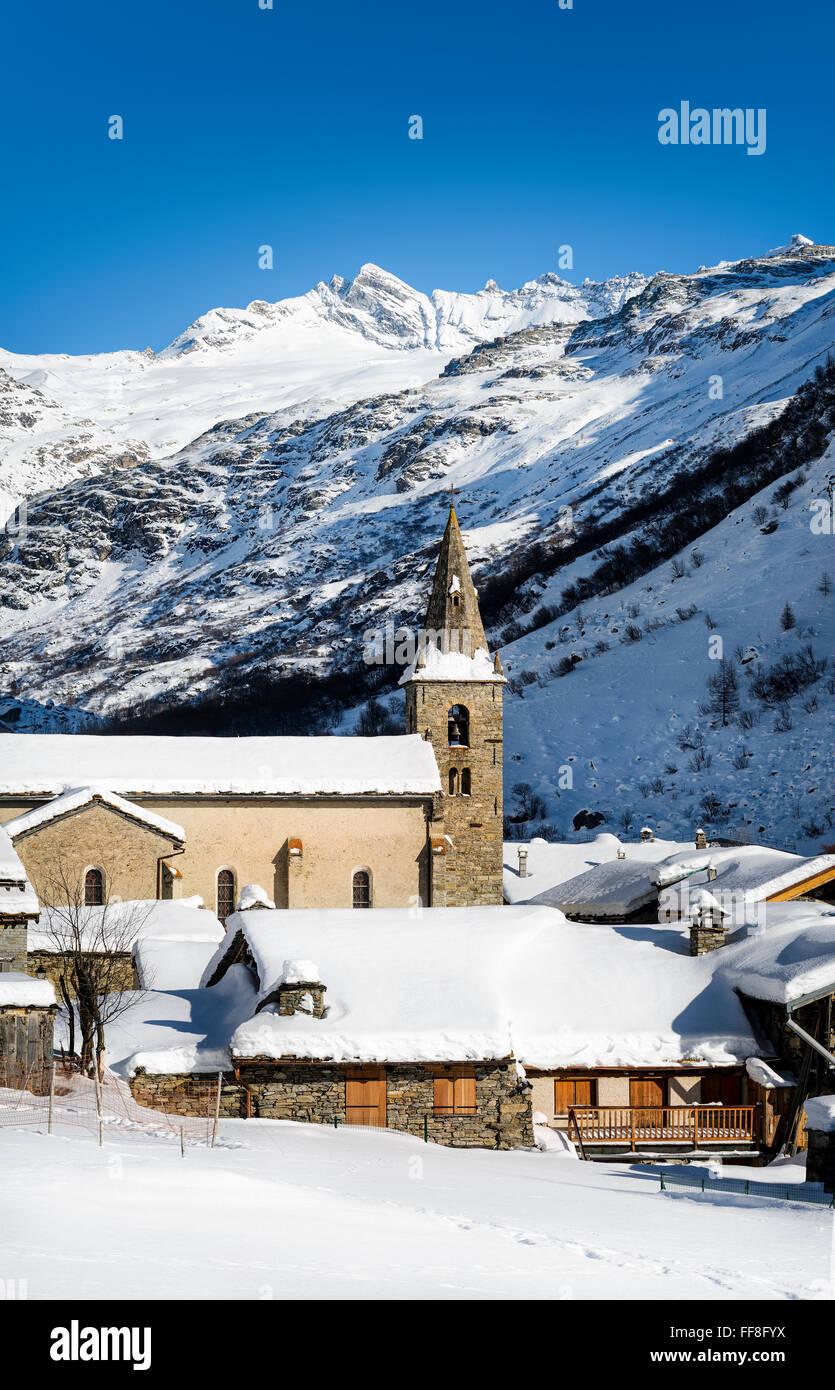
xmin=402 ymin=504 xmax=505 ymax=906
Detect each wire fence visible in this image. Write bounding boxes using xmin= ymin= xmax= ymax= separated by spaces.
xmin=660 ymin=1168 xmax=834 ymax=1207
xmin=0 ymin=1058 xmax=218 ymax=1147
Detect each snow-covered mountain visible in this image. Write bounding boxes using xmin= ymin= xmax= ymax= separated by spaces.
xmin=0 ymin=263 xmax=645 ymax=522
xmin=1 ymin=235 xmax=834 ymax=851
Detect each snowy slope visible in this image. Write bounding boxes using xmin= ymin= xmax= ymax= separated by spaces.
xmin=1 ymin=237 xmax=834 ymax=849
xmin=0 ymin=263 xmax=645 ymax=521
xmin=0 ymin=1120 xmax=829 ymax=1300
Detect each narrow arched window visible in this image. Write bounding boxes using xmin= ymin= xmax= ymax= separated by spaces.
xmin=352 ymin=870 xmax=371 ymax=909
xmin=448 ymin=767 xmax=458 ymax=795
xmin=461 ymin=767 xmax=471 ymax=796
xmin=448 ymin=704 xmax=469 ymax=747
xmin=84 ymin=868 xmax=104 ymax=906
xmin=217 ymin=869 xmax=235 ymax=924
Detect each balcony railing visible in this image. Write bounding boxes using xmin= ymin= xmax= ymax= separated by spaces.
xmin=567 ymin=1105 xmax=759 ymax=1149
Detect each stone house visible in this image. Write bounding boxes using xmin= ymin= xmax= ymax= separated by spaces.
xmin=122 ymin=900 xmax=787 ymax=1157
xmin=0 ymin=507 xmax=506 ymax=920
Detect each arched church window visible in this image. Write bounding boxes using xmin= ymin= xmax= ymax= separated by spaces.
xmin=448 ymin=704 xmax=469 ymax=747
xmin=352 ymin=870 xmax=371 ymax=909
xmin=448 ymin=768 xmax=458 ymax=795
xmin=217 ymin=869 xmax=235 ymax=924
xmin=461 ymin=768 xmax=471 ymax=796
xmin=84 ymin=868 xmax=104 ymax=906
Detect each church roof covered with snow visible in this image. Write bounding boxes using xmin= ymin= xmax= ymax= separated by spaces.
xmin=3 ymin=787 xmax=186 ymax=842
xmin=0 ymin=733 xmax=442 ymax=798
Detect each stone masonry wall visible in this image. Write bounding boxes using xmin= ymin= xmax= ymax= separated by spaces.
xmin=23 ymin=950 xmax=136 ymax=996
xmin=406 ymin=678 xmax=504 ymax=907
xmin=0 ymin=923 xmax=29 ymax=970
xmin=129 ymin=1060 xmax=535 ymax=1149
xmin=130 ymin=1070 xmax=246 ymax=1118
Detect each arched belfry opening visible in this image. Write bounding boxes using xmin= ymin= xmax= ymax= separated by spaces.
xmin=448 ymin=704 xmax=469 ymax=747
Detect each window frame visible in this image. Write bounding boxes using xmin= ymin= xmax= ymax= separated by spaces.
xmin=216 ymin=868 xmax=236 ymax=924
xmin=352 ymin=868 xmax=372 ymax=909
xmin=84 ymin=866 xmax=104 ymax=907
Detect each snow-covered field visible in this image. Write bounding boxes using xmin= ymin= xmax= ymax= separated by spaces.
xmin=0 ymin=1119 xmax=831 ymax=1300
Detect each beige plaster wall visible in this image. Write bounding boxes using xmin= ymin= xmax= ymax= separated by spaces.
xmin=2 ymin=797 xmax=431 ymax=913
xmin=10 ymin=803 xmax=177 ymax=903
xmin=598 ymin=1076 xmax=630 ymax=1106
xmin=669 ymin=1074 xmax=702 ymax=1104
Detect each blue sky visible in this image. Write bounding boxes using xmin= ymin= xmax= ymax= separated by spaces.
xmin=1 ymin=0 xmax=832 ymax=354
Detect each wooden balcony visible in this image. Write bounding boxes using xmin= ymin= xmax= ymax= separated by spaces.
xmin=567 ymin=1105 xmax=759 ymax=1151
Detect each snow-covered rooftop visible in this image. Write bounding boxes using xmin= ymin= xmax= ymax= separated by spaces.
xmin=0 ymin=825 xmax=39 ymax=918
xmin=29 ymin=897 xmax=223 ymax=956
xmin=720 ymin=902 xmax=835 ymax=1005
xmin=651 ymin=846 xmax=835 ymax=902
xmin=804 ymin=1095 xmax=835 ymax=1133
xmin=503 ymin=834 xmax=692 ymax=906
xmin=0 ymin=825 xmax=27 ymax=882
xmin=195 ymin=904 xmax=759 ymax=1069
xmin=0 ymin=972 xmax=56 ymax=1009
xmin=508 ymin=837 xmax=835 ymax=918
xmin=0 ymin=733 xmax=441 ymax=797
xmin=3 ymin=787 xmax=186 ymax=842
xmin=398 ymin=645 xmax=504 ymax=684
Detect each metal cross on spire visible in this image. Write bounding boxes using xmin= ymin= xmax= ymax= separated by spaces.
xmin=446 ymin=482 xmax=457 ymax=509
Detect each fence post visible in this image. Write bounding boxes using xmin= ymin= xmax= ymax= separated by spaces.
xmin=180 ymin=1125 xmax=185 ymax=1159
xmin=47 ymin=1061 xmax=55 ymax=1136
xmin=659 ymin=1172 xmax=666 ymax=1191
xmin=424 ymin=1114 xmax=428 ymax=1143
xmin=211 ymin=1071 xmax=222 ymax=1149
xmin=94 ymin=1066 xmax=103 ymax=1147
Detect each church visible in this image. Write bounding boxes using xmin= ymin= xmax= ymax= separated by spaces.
xmin=0 ymin=507 xmax=505 ymax=930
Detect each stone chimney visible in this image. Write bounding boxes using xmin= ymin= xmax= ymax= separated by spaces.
xmin=688 ymin=893 xmax=728 ymax=955
xmin=275 ymin=959 xmax=327 ymax=1019
xmin=640 ymin=826 xmax=655 ymax=843
xmin=517 ymin=847 xmax=528 ymax=879
xmin=695 ymin=828 xmax=707 ymax=849
xmin=617 ymin=847 xmax=626 ymax=860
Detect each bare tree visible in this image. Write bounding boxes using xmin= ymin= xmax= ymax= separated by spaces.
xmin=36 ymin=850 xmax=155 ymax=1076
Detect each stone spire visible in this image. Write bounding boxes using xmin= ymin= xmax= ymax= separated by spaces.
xmin=423 ymin=505 xmax=487 ymax=655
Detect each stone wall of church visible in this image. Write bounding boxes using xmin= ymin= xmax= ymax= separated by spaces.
xmin=6 ymin=803 xmax=177 ymax=904
xmin=0 ymin=797 xmax=433 ymax=915
xmin=405 ymin=679 xmax=504 ymax=906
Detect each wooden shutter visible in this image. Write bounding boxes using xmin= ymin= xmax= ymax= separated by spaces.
xmin=345 ymin=1068 xmax=386 ymax=1126
xmin=555 ymin=1076 xmax=596 ymax=1113
xmin=554 ymin=1079 xmax=575 ymax=1114
xmin=573 ymin=1077 xmax=595 ymax=1107
xmin=453 ymin=1070 xmax=476 ymax=1114
xmin=434 ymin=1072 xmax=455 ymax=1115
xmin=630 ymin=1076 xmax=666 ymax=1108
xmin=701 ymin=1072 xmax=741 ymax=1105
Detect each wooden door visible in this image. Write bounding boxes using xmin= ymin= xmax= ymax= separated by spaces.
xmin=345 ymin=1068 xmax=386 ymax=1126
xmin=629 ymin=1075 xmax=666 ymax=1108
xmin=701 ymin=1073 xmax=741 ymax=1105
